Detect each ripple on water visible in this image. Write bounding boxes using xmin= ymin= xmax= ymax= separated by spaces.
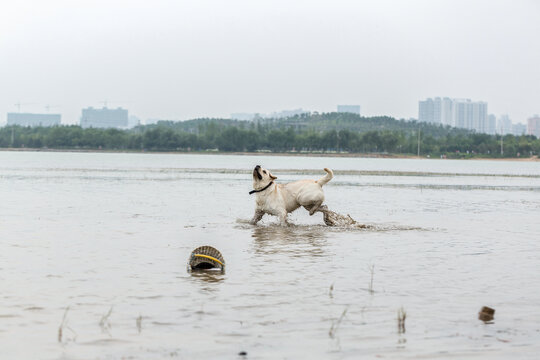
xmin=235 ymin=220 xmax=429 ymax=232
xmin=2 ymin=154 xmax=540 ymax=359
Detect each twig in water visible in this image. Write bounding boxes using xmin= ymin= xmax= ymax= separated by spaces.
xmin=136 ymin=314 xmax=143 ymax=334
xmin=329 ymin=308 xmax=348 ymax=339
xmin=397 ymin=307 xmax=407 ymax=334
xmin=58 ymin=306 xmax=69 ymax=343
xmin=368 ymin=264 xmax=375 ymax=294
xmin=58 ymin=306 xmax=77 ymax=343
xmin=99 ymin=306 xmax=114 ymax=335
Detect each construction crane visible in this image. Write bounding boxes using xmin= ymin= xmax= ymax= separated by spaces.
xmin=14 ymin=102 xmax=34 ymax=112
xmin=44 ymin=104 xmax=61 ymax=113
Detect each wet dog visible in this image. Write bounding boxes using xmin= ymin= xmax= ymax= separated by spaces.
xmin=249 ymin=165 xmax=333 ymax=225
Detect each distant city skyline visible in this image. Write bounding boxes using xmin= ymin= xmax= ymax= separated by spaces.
xmin=1 ymin=1 xmax=539 ymax=125
xmin=2 ymin=98 xmax=534 ymax=127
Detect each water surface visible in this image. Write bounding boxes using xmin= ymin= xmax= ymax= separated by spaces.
xmin=1 ymin=151 xmax=539 ymax=359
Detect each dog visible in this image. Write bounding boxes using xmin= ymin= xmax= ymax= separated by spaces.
xmin=249 ymin=165 xmax=333 ymax=225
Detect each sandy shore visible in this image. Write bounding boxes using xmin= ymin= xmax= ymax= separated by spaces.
xmin=0 ymin=147 xmax=538 ymax=161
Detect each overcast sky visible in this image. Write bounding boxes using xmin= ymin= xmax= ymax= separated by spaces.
xmin=1 ymin=0 xmax=539 ymax=125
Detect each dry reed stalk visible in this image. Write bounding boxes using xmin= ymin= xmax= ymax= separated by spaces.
xmin=397 ymin=307 xmax=407 ymax=334
xmin=58 ymin=306 xmax=69 ymax=343
xmin=99 ymin=306 xmax=114 ymax=335
xmin=329 ymin=308 xmax=348 ymax=339
xmin=58 ymin=306 xmax=77 ymax=343
xmin=368 ymin=265 xmax=375 ymax=294
xmin=136 ymin=314 xmax=143 ymax=334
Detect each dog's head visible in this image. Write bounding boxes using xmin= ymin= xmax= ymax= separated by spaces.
xmin=253 ymin=165 xmax=277 ymax=189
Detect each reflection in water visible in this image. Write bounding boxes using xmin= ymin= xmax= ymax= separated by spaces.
xmin=189 ymin=270 xmax=226 ymax=289
xmin=250 ymin=225 xmax=329 ymax=258
xmin=2 ymin=153 xmax=540 ymax=359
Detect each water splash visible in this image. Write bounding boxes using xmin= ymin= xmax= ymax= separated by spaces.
xmin=319 ymin=207 xmax=364 ymax=227
xmin=236 ymin=217 xmax=425 ymax=232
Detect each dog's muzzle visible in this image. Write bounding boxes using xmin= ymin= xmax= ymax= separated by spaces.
xmin=253 ymin=165 xmax=262 ymax=180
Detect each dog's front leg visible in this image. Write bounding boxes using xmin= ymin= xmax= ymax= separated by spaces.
xmin=278 ymin=211 xmax=289 ymax=226
xmin=250 ymin=210 xmax=265 ymax=225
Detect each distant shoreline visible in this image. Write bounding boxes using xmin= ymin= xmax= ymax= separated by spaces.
xmin=1 ymin=147 xmax=539 ymax=161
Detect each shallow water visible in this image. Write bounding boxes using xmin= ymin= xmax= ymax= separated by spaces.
xmin=1 ymin=151 xmax=539 ymax=359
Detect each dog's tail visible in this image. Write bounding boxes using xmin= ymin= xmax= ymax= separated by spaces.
xmin=317 ymin=168 xmax=333 ymax=187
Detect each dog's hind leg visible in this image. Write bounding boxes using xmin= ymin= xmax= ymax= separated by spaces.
xmin=316 ymin=205 xmax=333 ymax=225
xmin=317 ymin=204 xmax=329 ymax=213
xmin=250 ymin=210 xmax=264 ymax=225
xmin=307 ymin=204 xmax=332 ymax=225
xmin=306 ymin=200 xmax=324 ymax=216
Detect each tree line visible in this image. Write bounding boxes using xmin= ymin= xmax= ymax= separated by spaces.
xmin=1 ymin=114 xmax=538 ymax=158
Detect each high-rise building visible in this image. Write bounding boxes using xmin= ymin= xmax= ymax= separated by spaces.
xmin=418 ymin=98 xmax=432 ymax=123
xmin=487 ymin=114 xmax=497 ymax=135
xmin=451 ymin=99 xmax=469 ymax=129
xmin=497 ymin=114 xmax=512 ymax=134
xmin=419 ymin=98 xmax=440 ymax=124
xmin=528 ymin=115 xmax=540 ymax=137
xmin=80 ymin=107 xmax=128 ymax=129
xmin=473 ymin=101 xmax=488 ymax=133
xmin=451 ymin=99 xmax=488 ymax=133
xmin=7 ymin=113 xmax=61 ymax=127
xmin=440 ymin=98 xmax=453 ymax=126
xmin=419 ymin=97 xmax=474 ymax=128
xmin=337 ymin=105 xmax=361 ymax=115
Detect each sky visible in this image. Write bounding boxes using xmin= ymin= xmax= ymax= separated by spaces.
xmin=0 ymin=0 xmax=539 ymax=125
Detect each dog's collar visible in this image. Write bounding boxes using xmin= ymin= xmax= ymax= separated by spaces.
xmin=249 ymin=181 xmax=274 ymax=195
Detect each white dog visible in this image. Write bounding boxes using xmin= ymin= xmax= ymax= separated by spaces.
xmin=249 ymin=165 xmax=333 ymax=225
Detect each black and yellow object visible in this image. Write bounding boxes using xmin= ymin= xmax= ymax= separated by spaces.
xmin=188 ymin=246 xmax=225 ymax=272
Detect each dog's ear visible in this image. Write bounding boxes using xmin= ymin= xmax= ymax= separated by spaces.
xmin=270 ymin=173 xmax=277 ymax=180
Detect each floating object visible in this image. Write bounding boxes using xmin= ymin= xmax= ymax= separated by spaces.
xmin=188 ymin=246 xmax=225 ymax=272
xmin=478 ymin=306 xmax=495 ymax=322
